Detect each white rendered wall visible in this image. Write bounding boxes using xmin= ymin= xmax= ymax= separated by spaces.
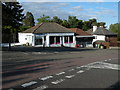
xmin=18 ymin=33 xmax=34 ymax=45
xmin=19 ymin=33 xmax=76 ymax=47
xmin=92 ymin=35 xmax=105 ymax=43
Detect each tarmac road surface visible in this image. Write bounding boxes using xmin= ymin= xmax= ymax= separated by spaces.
xmin=1 ymin=47 xmax=119 ymax=89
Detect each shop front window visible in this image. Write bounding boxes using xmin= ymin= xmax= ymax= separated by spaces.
xmin=50 ymin=36 xmax=60 ymax=44
xmin=35 ymin=38 xmax=42 ymax=45
xmin=50 ymin=36 xmax=54 ymax=44
xmin=56 ymin=36 xmax=60 ymax=44
xmin=69 ymin=36 xmax=73 ymax=43
xmin=64 ymin=36 xmax=68 ymax=43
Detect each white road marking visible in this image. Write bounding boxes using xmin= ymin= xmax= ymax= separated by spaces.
xmin=23 ymin=52 xmax=29 ymax=55
xmin=51 ymin=79 xmax=65 ymax=85
xmin=32 ymin=85 xmax=48 ymax=90
xmin=76 ymin=66 xmax=81 ymax=69
xmin=56 ymin=72 xmax=65 ymax=75
xmin=80 ymin=66 xmax=85 ymax=68
xmin=77 ymin=70 xmax=84 ymax=73
xmin=40 ymin=76 xmax=53 ymax=81
xmin=65 ymin=75 xmax=75 ymax=79
xmin=54 ymin=52 xmax=59 ymax=53
xmin=32 ymin=52 xmax=47 ymax=54
xmin=68 ymin=69 xmax=75 ymax=71
xmin=21 ymin=81 xmax=37 ymax=88
xmin=83 ymin=62 xmax=120 ymax=70
xmin=104 ymin=60 xmax=107 ymax=61
xmin=70 ymin=52 xmax=80 ymax=53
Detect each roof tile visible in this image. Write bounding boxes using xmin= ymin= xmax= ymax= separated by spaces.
xmin=22 ymin=22 xmax=73 ymax=33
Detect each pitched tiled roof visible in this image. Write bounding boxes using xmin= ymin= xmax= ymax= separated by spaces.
xmin=86 ymin=27 xmax=117 ymax=35
xmin=68 ymin=28 xmax=92 ymax=36
xmin=22 ymin=22 xmax=73 ymax=34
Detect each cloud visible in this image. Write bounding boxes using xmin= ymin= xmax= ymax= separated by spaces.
xmin=20 ymin=1 xmax=118 ymax=28
xmin=21 ymin=2 xmax=72 ymax=23
xmin=52 ymin=3 xmax=70 ymax=8
xmin=72 ymin=6 xmax=84 ymax=11
xmin=94 ymin=7 xmax=116 ymax=15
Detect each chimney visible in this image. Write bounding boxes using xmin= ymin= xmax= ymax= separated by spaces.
xmin=93 ymin=26 xmax=97 ymax=32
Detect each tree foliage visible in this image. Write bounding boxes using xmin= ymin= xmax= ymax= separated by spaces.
xmin=67 ymin=16 xmax=79 ymax=28
xmin=97 ymin=22 xmax=106 ymax=27
xmin=23 ymin=12 xmax=35 ymax=27
xmin=2 ymin=2 xmax=24 ymax=31
xmin=89 ymin=18 xmax=97 ymax=27
xmin=36 ymin=15 xmax=106 ymax=31
xmin=82 ymin=21 xmax=91 ymax=31
xmin=109 ymin=23 xmax=120 ymax=41
xmin=109 ymin=23 xmax=119 ymax=33
xmin=51 ymin=16 xmax=62 ymax=24
xmin=61 ymin=20 xmax=69 ymax=28
xmin=37 ymin=14 xmax=51 ymax=24
xmin=2 ymin=2 xmax=24 ymax=42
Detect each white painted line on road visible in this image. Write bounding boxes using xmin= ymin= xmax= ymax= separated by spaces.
xmin=76 ymin=66 xmax=81 ymax=69
xmin=104 ymin=60 xmax=107 ymax=61
xmin=77 ymin=70 xmax=84 ymax=74
xmin=51 ymin=79 xmax=65 ymax=85
xmin=80 ymin=65 xmax=85 ymax=67
xmin=68 ymin=69 xmax=75 ymax=71
xmin=40 ymin=76 xmax=53 ymax=81
xmin=54 ymin=52 xmax=59 ymax=53
xmin=32 ymin=52 xmax=47 ymax=55
xmin=32 ymin=85 xmax=48 ymax=90
xmin=65 ymin=75 xmax=75 ymax=79
xmin=70 ymin=52 xmax=81 ymax=54
xmin=84 ymin=62 xmax=120 ymax=70
xmin=21 ymin=81 xmax=37 ymax=88
xmin=56 ymin=72 xmax=65 ymax=76
xmin=23 ymin=52 xmax=29 ymax=55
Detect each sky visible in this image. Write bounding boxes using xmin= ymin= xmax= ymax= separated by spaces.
xmin=17 ymin=0 xmax=119 ymax=29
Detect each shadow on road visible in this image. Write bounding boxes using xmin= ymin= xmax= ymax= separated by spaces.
xmin=2 ymin=46 xmax=98 ymax=52
xmin=106 ymin=81 xmax=120 ymax=90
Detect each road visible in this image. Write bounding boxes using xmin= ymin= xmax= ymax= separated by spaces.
xmin=1 ymin=47 xmax=119 ymax=89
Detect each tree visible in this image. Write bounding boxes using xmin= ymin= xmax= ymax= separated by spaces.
xmin=37 ymin=14 xmax=51 ymax=24
xmin=109 ymin=23 xmax=119 ymax=33
xmin=51 ymin=16 xmax=62 ymax=24
xmin=23 ymin=12 xmax=35 ymax=27
xmin=97 ymin=22 xmax=106 ymax=27
xmin=82 ymin=21 xmax=91 ymax=31
xmin=109 ymin=23 xmax=120 ymax=41
xmin=2 ymin=2 xmax=24 ymax=48
xmin=77 ymin=20 xmax=83 ymax=29
xmin=68 ymin=16 xmax=79 ymax=28
xmin=61 ymin=20 xmax=69 ymax=28
xmin=89 ymin=18 xmax=97 ymax=27
xmin=2 ymin=2 xmax=24 ymax=30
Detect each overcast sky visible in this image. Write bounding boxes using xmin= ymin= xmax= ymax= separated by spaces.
xmin=18 ymin=0 xmax=119 ymax=29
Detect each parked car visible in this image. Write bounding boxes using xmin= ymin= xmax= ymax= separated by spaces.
xmin=93 ymin=40 xmax=110 ymax=49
